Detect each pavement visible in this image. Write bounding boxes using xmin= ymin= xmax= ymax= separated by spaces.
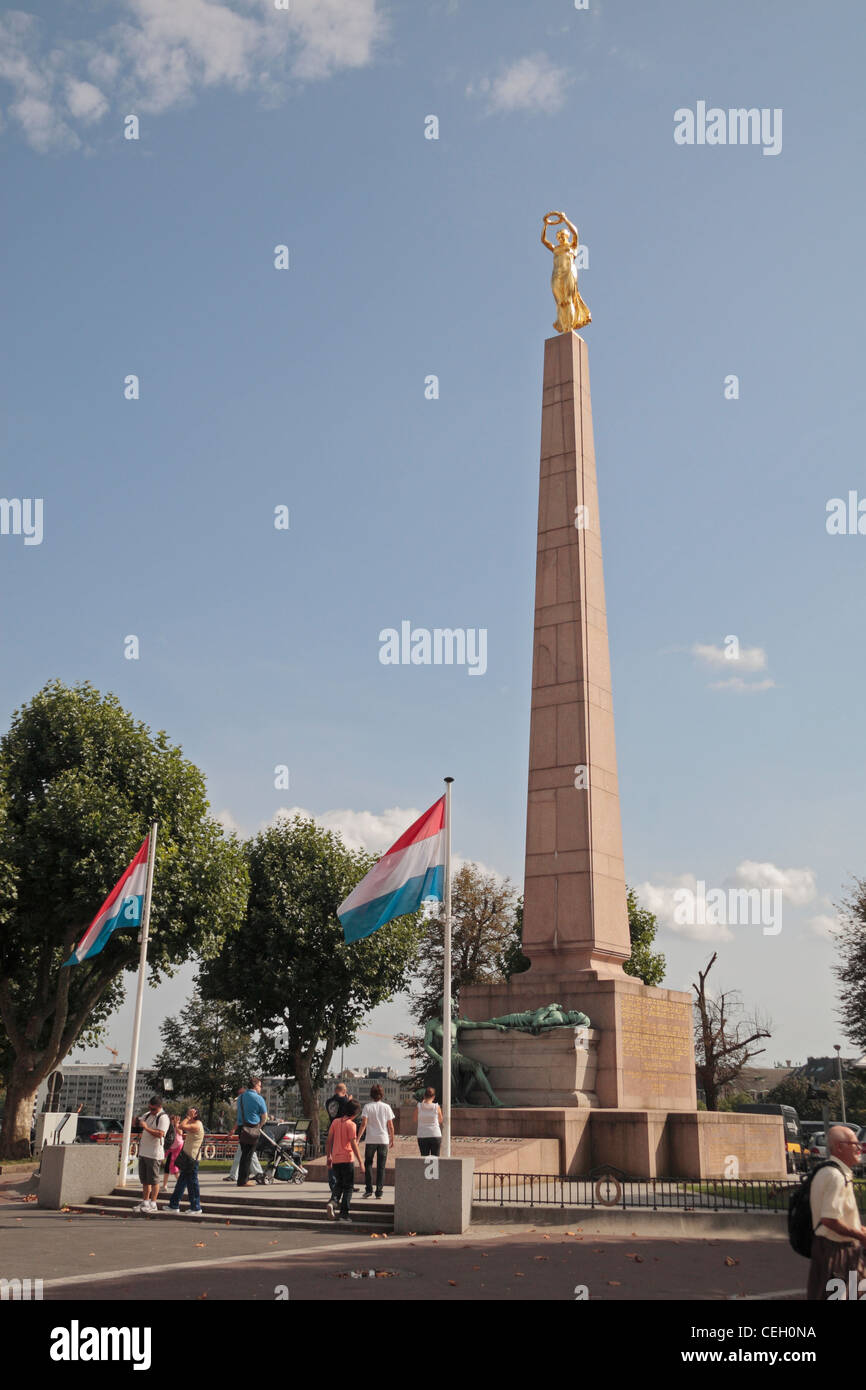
xmin=0 ymin=1167 xmax=809 ymax=1301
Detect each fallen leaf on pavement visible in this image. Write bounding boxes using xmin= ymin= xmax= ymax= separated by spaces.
xmin=607 ymin=1280 xmax=621 ymax=1287
xmin=534 ymin=1256 xmax=549 ymax=1262
xmin=448 ymin=1280 xmax=458 ymax=1286
xmin=195 ymin=1242 xmax=205 ymax=1248
xmin=724 ymin=1256 xmax=739 ymax=1267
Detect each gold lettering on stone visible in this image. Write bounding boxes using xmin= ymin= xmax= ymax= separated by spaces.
xmin=618 ymin=995 xmax=693 ymax=1101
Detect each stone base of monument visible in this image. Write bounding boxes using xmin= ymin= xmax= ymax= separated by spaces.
xmin=456 ymin=1026 xmax=600 ymax=1108
xmin=397 ymin=1106 xmax=786 ymax=1180
xmin=460 ymin=975 xmax=698 ymax=1112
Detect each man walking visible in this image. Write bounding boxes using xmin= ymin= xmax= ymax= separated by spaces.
xmin=357 ymin=1083 xmax=395 ymax=1199
xmin=225 ymin=1086 xmax=264 ymax=1183
xmin=135 ymin=1095 xmax=170 ymax=1214
xmin=234 ymin=1078 xmax=268 ymax=1188
xmin=807 ymin=1124 xmax=866 ymax=1299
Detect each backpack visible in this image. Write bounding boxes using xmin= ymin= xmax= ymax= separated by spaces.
xmin=161 ymin=1114 xmax=176 ymax=1152
xmin=788 ymin=1159 xmax=846 ymax=1257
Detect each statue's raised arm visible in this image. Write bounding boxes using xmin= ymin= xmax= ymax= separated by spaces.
xmin=559 ymin=212 xmax=579 ymax=247
xmin=541 ymin=210 xmax=563 ymax=252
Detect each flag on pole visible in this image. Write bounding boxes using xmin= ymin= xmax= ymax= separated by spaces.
xmin=62 ymin=835 xmax=151 ymax=966
xmin=337 ymin=798 xmax=445 ymax=943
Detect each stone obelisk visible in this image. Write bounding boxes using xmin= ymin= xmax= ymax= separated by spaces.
xmin=521 ymin=329 xmax=630 ymax=980
xmin=461 ymin=212 xmax=697 ymax=1114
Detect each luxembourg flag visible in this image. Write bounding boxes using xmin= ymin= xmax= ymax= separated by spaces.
xmin=63 ymin=836 xmax=151 ymax=966
xmin=337 ymin=798 xmax=446 ymax=943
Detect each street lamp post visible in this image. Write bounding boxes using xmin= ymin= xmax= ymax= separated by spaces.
xmin=834 ymin=1044 xmax=847 ymax=1125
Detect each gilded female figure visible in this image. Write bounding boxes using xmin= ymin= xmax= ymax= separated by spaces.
xmin=541 ymin=211 xmax=591 ymax=334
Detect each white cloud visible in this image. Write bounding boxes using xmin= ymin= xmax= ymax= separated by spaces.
xmin=215 ymin=807 xmax=245 ymax=837
xmin=468 ymin=52 xmax=571 ymax=115
xmin=731 ymin=861 xmax=816 ymax=906
xmin=633 ymin=873 xmax=734 ymax=943
xmin=288 ymin=0 xmax=387 ymax=81
xmin=692 ymin=643 xmax=767 ymax=671
xmin=808 ymin=913 xmax=841 ymax=940
xmin=65 ymin=78 xmax=108 ymax=122
xmin=273 ymin=804 xmax=417 ymax=856
xmin=0 ymin=0 xmax=387 ymax=150
xmin=635 ymin=858 xmax=817 ymax=941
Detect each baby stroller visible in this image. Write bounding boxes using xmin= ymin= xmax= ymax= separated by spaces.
xmin=254 ymin=1122 xmax=308 ymax=1185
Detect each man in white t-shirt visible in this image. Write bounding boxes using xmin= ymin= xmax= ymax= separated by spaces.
xmin=135 ymin=1095 xmax=170 ymax=1214
xmin=807 ymin=1124 xmax=866 ymax=1300
xmin=357 ymin=1084 xmax=395 ymax=1200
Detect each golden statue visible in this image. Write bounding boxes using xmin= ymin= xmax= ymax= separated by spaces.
xmin=541 ymin=211 xmax=591 ymax=334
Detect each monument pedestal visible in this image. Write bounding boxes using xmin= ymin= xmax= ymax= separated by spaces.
xmin=458 ymin=1026 xmax=600 ymax=1108
xmin=460 ymin=975 xmax=697 ymax=1112
xmin=398 ymin=1104 xmax=786 ymax=1181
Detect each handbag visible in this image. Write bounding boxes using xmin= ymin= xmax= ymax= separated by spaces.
xmin=238 ymin=1123 xmax=262 ymax=1146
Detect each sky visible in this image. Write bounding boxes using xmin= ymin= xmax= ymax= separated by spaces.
xmin=2 ymin=0 xmax=865 ymax=1077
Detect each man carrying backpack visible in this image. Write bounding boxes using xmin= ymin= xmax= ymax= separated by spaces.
xmin=806 ymin=1125 xmax=866 ymax=1299
xmin=134 ymin=1095 xmax=171 ymax=1214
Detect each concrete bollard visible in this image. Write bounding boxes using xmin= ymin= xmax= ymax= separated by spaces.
xmin=393 ymin=1156 xmax=475 ymax=1235
xmin=38 ymin=1144 xmax=120 ymax=1209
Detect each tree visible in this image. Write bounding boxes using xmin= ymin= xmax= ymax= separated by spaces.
xmin=0 ymin=681 xmax=248 ymax=1158
xmin=834 ymin=877 xmax=866 ymax=1052
xmin=764 ymin=1073 xmax=820 ymax=1118
xmin=198 ymin=815 xmax=424 ymax=1153
xmin=147 ymin=992 xmax=257 ymax=1128
xmin=392 ymin=863 xmax=525 ymax=1086
xmin=624 ymin=887 xmax=666 ymax=986
xmin=408 ymin=863 xmax=524 ymax=1026
xmin=693 ymin=952 xmax=771 ymax=1111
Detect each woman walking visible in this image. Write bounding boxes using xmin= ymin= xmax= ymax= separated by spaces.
xmin=326 ymin=1099 xmax=363 ymax=1222
xmin=168 ymin=1106 xmax=206 ymax=1215
xmin=415 ymin=1087 xmax=443 ymax=1156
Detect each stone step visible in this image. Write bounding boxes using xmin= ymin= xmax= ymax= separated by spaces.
xmin=106 ymin=1185 xmax=395 ymax=1218
xmin=78 ymin=1193 xmax=392 ymax=1234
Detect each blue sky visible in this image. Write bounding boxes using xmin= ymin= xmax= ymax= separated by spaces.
xmin=2 ymin=0 xmax=865 ymax=1077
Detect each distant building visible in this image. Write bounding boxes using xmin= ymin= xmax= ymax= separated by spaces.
xmin=35 ymin=1065 xmax=152 ymax=1119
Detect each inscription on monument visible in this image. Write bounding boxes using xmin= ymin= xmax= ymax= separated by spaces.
xmin=618 ymin=994 xmax=693 ymax=1102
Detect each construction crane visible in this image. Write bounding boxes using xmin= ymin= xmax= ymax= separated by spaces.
xmin=105 ymin=1046 xmax=120 ymax=1063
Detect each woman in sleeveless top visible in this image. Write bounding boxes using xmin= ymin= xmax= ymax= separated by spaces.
xmin=415 ymin=1086 xmax=443 ymax=1157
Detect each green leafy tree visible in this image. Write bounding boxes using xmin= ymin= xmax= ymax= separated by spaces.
xmin=0 ymin=681 xmax=248 ymax=1159
xmin=199 ymin=815 xmax=424 ymax=1152
xmin=624 ymin=887 xmax=666 ymax=987
xmin=147 ymin=992 xmax=257 ymax=1128
xmin=835 ymin=877 xmax=866 ymax=1052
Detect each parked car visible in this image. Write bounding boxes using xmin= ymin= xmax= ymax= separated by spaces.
xmin=74 ymin=1116 xmax=124 ymax=1143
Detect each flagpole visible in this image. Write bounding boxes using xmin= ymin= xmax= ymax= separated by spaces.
xmin=118 ymin=823 xmax=158 ymax=1188
xmin=442 ymin=778 xmax=453 ymax=1159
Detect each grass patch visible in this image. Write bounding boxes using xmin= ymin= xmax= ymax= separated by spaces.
xmin=684 ymin=1179 xmax=866 ymax=1212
